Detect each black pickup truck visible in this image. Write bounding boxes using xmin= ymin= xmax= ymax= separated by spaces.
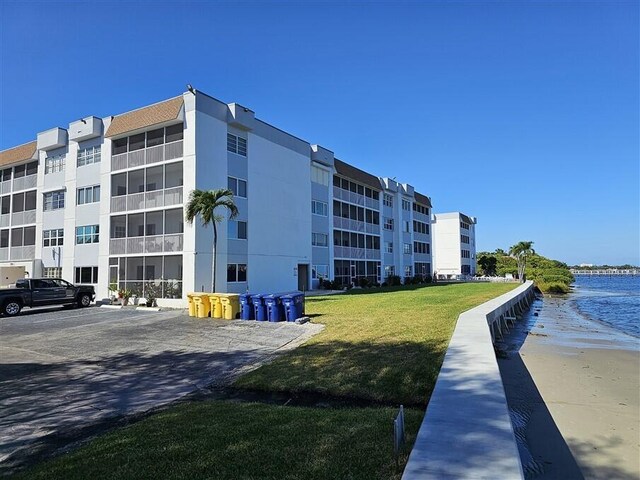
xmin=0 ymin=278 xmax=96 ymax=316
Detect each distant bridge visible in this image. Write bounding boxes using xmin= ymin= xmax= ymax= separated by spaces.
xmin=570 ymin=269 xmax=639 ymax=276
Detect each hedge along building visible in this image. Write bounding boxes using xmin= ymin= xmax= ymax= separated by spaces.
xmin=0 ymin=87 xmax=467 ymax=306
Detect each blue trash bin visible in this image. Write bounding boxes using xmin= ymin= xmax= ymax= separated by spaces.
xmin=239 ymin=293 xmax=254 ymax=320
xmin=251 ymin=294 xmax=266 ymax=321
xmin=264 ymin=294 xmax=285 ymax=322
xmin=281 ymin=293 xmax=305 ymax=322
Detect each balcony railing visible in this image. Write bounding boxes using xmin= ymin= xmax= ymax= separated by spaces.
xmin=11 ymin=210 xmax=36 ymax=226
xmin=333 ymin=246 xmax=381 ymax=260
xmin=0 ymin=214 xmax=9 ymax=228
xmin=0 ymin=248 xmax=7 ymax=261
xmin=109 ymin=233 xmax=183 ymax=255
xmin=110 ymin=186 xmax=183 ymax=213
xmin=13 ymin=174 xmax=37 ymax=192
xmin=333 ymin=186 xmax=379 ymax=209
xmin=1 ymin=180 xmax=12 ymax=195
xmin=10 ymin=245 xmax=35 ymax=260
xmin=111 ymin=140 xmax=183 ymax=171
xmin=333 ymin=216 xmax=379 ymax=235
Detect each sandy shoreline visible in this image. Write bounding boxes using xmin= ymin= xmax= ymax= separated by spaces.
xmin=498 ymin=293 xmax=640 ymax=479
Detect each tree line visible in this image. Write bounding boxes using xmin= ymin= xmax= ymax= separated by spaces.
xmin=477 ymin=241 xmax=574 ymax=293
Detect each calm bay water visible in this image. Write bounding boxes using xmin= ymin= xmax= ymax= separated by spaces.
xmin=571 ymin=275 xmax=640 ymax=338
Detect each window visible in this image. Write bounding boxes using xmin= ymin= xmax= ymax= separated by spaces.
xmin=45 ymin=154 xmax=65 ymax=173
xmin=311 ymin=200 xmax=328 ymax=216
xmin=44 ymin=190 xmax=65 ymax=211
xmin=227 ymin=133 xmax=247 ymax=156
xmin=413 ymin=203 xmax=430 ymax=216
xmin=413 ymin=221 xmax=429 ymax=235
xmin=43 ymin=267 xmax=62 ymax=278
xmin=404 ymin=265 xmax=412 ymax=277
xmin=414 ymin=242 xmax=430 ymax=254
xmin=10 ymin=226 xmax=35 ymax=246
xmin=76 ymin=225 xmax=99 ymax=244
xmin=228 ymin=177 xmax=247 ymax=198
xmin=383 ymin=194 xmax=393 ymax=207
xmin=402 ymin=199 xmax=411 ymax=211
xmin=312 ymin=264 xmax=329 ymax=279
xmin=403 ymin=243 xmax=412 ymax=255
xmin=228 ymin=220 xmax=247 ymax=240
xmin=312 ymin=233 xmax=328 ymax=247
xmin=43 ymin=229 xmax=64 ymax=247
xmin=414 ymin=262 xmax=431 ymax=276
xmin=227 ymin=263 xmax=247 ymax=282
xmin=384 ymin=265 xmax=395 ymax=278
xmin=75 ymin=266 xmax=98 ymax=284
xmin=461 ymin=235 xmax=470 ymax=244
xmin=77 ymin=185 xmax=100 ymax=205
xmin=311 ymin=166 xmax=330 ymax=186
xmin=1 ymin=169 xmax=11 ymax=182
xmin=77 ymin=146 xmax=101 ymax=167
xmin=460 ymin=222 xmax=470 ymax=230
xmin=462 ymin=250 xmax=471 ymax=259
xmin=12 ymin=190 xmax=36 ymax=213
xmin=385 ymin=242 xmax=393 ymax=254
xmin=0 ymin=229 xmax=8 ymax=248
xmin=404 ymin=221 xmax=410 ymax=233
xmin=384 ymin=218 xmax=394 ymax=230
xmin=1 ymin=196 xmax=9 ymax=215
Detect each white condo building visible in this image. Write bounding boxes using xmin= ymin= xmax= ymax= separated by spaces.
xmin=0 ymin=88 xmax=473 ymax=306
xmin=432 ymin=212 xmax=477 ymax=278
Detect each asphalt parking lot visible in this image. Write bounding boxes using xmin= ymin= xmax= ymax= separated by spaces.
xmin=0 ymin=305 xmax=323 ymax=468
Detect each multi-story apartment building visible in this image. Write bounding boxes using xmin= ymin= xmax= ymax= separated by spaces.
xmin=432 ymin=212 xmax=477 ymax=278
xmin=0 ymin=88 xmax=451 ymax=306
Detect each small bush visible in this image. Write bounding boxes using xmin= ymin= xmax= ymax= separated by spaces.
xmin=537 ymin=281 xmax=570 ymax=294
xmin=357 ymin=277 xmax=370 ymax=288
xmin=386 ymin=275 xmax=402 ymax=286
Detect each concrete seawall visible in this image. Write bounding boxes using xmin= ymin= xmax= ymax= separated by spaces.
xmin=402 ymin=281 xmax=535 ymax=479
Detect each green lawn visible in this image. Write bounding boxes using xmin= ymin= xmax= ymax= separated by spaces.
xmin=236 ymin=282 xmax=517 ymax=405
xmin=18 ymin=402 xmax=424 ymax=480
xmin=17 ymin=282 xmax=516 ymax=479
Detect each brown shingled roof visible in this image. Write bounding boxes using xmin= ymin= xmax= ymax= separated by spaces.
xmin=105 ymin=96 xmax=184 ymax=138
xmin=414 ymin=192 xmax=433 ymax=208
xmin=334 ymin=159 xmax=381 ymax=190
xmin=0 ymin=141 xmax=37 ymax=167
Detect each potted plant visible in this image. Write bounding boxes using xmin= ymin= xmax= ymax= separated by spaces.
xmin=145 ymin=282 xmax=161 ymax=308
xmin=108 ymin=282 xmax=118 ymax=304
xmin=118 ymin=288 xmax=131 ymax=306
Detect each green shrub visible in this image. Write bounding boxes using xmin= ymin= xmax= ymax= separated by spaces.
xmin=537 ymin=281 xmax=570 ymax=294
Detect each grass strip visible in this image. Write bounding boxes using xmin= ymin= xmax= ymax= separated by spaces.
xmin=17 ymin=401 xmax=424 ymax=480
xmin=236 ymin=282 xmax=517 ymax=405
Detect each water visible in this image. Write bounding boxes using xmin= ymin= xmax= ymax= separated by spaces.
xmin=571 ymin=275 xmax=640 ymax=338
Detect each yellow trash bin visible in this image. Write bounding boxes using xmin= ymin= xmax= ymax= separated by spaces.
xmin=208 ymin=294 xmax=223 ymax=319
xmin=219 ymin=294 xmax=240 ymax=320
xmin=187 ymin=293 xmax=197 ymax=317
xmin=193 ymin=293 xmax=211 ymax=318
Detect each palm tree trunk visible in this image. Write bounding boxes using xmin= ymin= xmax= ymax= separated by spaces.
xmin=212 ymin=222 xmax=218 ymax=292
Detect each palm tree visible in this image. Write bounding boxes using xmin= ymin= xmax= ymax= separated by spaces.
xmin=185 ymin=189 xmax=239 ymax=292
xmin=509 ymin=241 xmax=535 ymax=281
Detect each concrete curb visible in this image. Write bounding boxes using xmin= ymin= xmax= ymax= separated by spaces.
xmin=402 ymin=281 xmax=535 ymax=479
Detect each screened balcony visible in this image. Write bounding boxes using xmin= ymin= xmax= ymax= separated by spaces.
xmin=1 ymin=162 xmax=38 ymax=194
xmin=111 ymin=162 xmax=183 ymax=213
xmin=109 ymin=208 xmax=184 ymax=255
xmin=111 ymin=124 xmax=183 ymax=171
xmin=109 ymin=255 xmax=183 ymax=299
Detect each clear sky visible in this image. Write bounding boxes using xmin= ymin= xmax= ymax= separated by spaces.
xmin=1 ymin=0 xmax=638 ymax=265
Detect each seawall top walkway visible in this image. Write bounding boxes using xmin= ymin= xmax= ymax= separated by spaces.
xmin=403 ymin=281 xmax=534 ymax=479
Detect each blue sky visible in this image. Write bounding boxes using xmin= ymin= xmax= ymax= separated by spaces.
xmin=1 ymin=1 xmax=638 ymax=265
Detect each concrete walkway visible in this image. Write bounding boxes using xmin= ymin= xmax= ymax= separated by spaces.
xmin=0 ymin=306 xmax=322 ymax=469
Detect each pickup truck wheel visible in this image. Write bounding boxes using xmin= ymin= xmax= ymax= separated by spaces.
xmin=3 ymin=301 xmax=22 ymax=316
xmin=78 ymin=294 xmax=92 ymax=308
